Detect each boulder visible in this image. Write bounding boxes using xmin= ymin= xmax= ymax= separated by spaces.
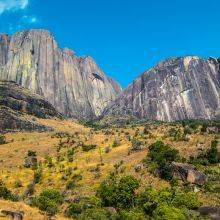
xmin=198 ymin=206 xmax=220 ymax=220
xmin=171 ymin=162 xmax=206 ymax=185
xmin=1 ymin=210 xmax=23 ymax=220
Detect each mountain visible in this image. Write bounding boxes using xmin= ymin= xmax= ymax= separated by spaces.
xmin=104 ymin=56 xmax=220 ymax=121
xmin=0 ymin=80 xmax=61 ymax=131
xmin=0 ymin=29 xmax=121 ymax=120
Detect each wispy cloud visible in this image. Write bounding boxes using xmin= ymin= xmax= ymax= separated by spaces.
xmin=21 ymin=14 xmax=38 ymax=24
xmin=0 ymin=0 xmax=29 ymax=15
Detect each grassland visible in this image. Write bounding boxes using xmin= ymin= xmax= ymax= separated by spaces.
xmin=0 ymin=117 xmax=219 ymax=219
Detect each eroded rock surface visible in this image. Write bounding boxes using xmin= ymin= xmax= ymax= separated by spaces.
xmin=0 ymin=81 xmax=60 ymax=131
xmin=171 ymin=162 xmax=206 ymax=185
xmin=105 ymin=57 xmax=220 ymax=121
xmin=0 ymin=29 xmax=121 ymax=119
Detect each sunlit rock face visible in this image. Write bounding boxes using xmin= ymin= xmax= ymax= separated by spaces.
xmin=105 ymin=57 xmax=220 ymax=121
xmin=0 ymin=29 xmax=121 ymax=119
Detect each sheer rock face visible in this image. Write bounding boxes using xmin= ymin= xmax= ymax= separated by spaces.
xmin=0 ymin=29 xmax=121 ymax=119
xmin=108 ymin=77 xmax=122 ymax=94
xmin=105 ymin=57 xmax=220 ymax=121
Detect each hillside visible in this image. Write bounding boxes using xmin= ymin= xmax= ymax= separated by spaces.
xmin=0 ymin=117 xmax=219 ymax=219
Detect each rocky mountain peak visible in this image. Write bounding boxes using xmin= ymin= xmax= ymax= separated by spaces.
xmin=105 ymin=56 xmax=220 ymax=121
xmin=0 ymin=29 xmax=121 ymax=120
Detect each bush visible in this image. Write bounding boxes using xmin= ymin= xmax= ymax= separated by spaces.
xmin=82 ymin=144 xmax=97 ymax=152
xmin=13 ymin=179 xmax=22 ymax=188
xmin=37 ymin=189 xmax=62 ymax=216
xmin=112 ymin=139 xmax=121 ymax=148
xmin=189 ymin=140 xmax=220 ymax=165
xmin=172 ymin=191 xmax=200 ymax=209
xmin=44 ymin=154 xmax=53 ymax=168
xmin=116 ymin=176 xmax=140 ymax=208
xmin=207 ymin=140 xmax=219 ymax=164
xmin=0 ymin=134 xmax=6 ymax=145
xmin=130 ymin=139 xmax=143 ymax=152
xmin=66 ymin=196 xmax=101 ymax=218
xmin=152 ymin=204 xmax=185 ymax=220
xmin=96 ymin=178 xmax=117 ymax=207
xmin=97 ymin=175 xmax=139 ymax=209
xmin=0 ymin=184 xmax=13 ymax=200
xmin=119 ymin=209 xmax=146 ymax=220
xmin=137 ymin=185 xmax=200 ymax=219
xmin=34 ymin=169 xmax=42 ymax=184
xmin=66 ymin=180 xmax=76 ymax=190
xmin=77 ymin=208 xmax=108 ymax=220
xmin=0 ymin=182 xmax=18 ymax=201
xmin=147 ymin=141 xmax=179 ymax=180
xmin=27 ymin=150 xmax=37 ymax=157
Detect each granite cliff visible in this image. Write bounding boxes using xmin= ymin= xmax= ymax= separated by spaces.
xmin=0 ymin=29 xmax=121 ymax=120
xmin=104 ymin=56 xmax=220 ymax=121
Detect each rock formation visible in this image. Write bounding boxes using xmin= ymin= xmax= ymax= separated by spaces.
xmin=171 ymin=162 xmax=206 ymax=185
xmin=0 ymin=80 xmax=60 ymax=131
xmin=105 ymin=56 xmax=220 ymax=121
xmin=0 ymin=29 xmax=121 ymax=120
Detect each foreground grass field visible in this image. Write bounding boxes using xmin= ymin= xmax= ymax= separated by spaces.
xmin=0 ymin=117 xmax=219 ymax=219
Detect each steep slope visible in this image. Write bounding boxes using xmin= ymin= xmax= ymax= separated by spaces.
xmin=0 ymin=80 xmax=61 ymax=131
xmin=0 ymin=30 xmax=121 ymax=120
xmin=104 ymin=56 xmax=220 ymax=121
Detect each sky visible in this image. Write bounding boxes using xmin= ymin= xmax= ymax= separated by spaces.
xmin=0 ymin=0 xmax=220 ymax=88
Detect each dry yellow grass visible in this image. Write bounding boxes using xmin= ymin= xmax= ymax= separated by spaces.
xmin=0 ymin=199 xmax=68 ymax=220
xmin=0 ymin=117 xmax=219 ymax=218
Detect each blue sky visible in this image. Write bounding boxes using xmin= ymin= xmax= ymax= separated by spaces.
xmin=0 ymin=0 xmax=220 ymax=88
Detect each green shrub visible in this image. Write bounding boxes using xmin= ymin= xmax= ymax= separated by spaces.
xmin=37 ymin=189 xmax=62 ymax=216
xmin=183 ymin=127 xmax=193 ymax=135
xmin=189 ymin=140 xmax=219 ymax=165
xmin=116 ymin=176 xmax=140 ymax=208
xmin=152 ymin=204 xmax=185 ymax=220
xmin=147 ymin=141 xmax=179 ymax=180
xmin=66 ymin=196 xmax=101 ymax=218
xmin=13 ymin=179 xmax=22 ymax=188
xmin=34 ymin=169 xmax=42 ymax=184
xmin=77 ymin=208 xmax=108 ymax=220
xmin=0 ymin=134 xmax=6 ymax=145
xmin=66 ymin=180 xmax=76 ymax=190
xmin=0 ymin=182 xmax=18 ymax=201
xmin=82 ymin=144 xmax=97 ymax=152
xmin=0 ymin=184 xmax=13 ymax=200
xmin=96 ymin=178 xmax=117 ymax=207
xmin=27 ymin=150 xmax=37 ymax=157
xmin=207 ymin=140 xmax=219 ymax=164
xmin=172 ymin=191 xmax=200 ymax=209
xmin=119 ymin=209 xmax=147 ymax=220
xmin=97 ymin=175 xmax=139 ymax=209
xmin=112 ymin=139 xmax=121 ymax=148
xmin=44 ymin=154 xmax=53 ymax=168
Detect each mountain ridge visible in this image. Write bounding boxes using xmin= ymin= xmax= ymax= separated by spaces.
xmin=0 ymin=29 xmax=121 ymax=120
xmin=104 ymin=56 xmax=220 ymax=121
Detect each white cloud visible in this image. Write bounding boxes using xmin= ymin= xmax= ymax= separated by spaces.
xmin=0 ymin=0 xmax=29 ymax=15
xmin=21 ymin=14 xmax=38 ymax=24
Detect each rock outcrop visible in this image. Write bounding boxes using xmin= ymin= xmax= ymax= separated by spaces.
xmin=105 ymin=56 xmax=220 ymax=121
xmin=0 ymin=80 xmax=61 ymax=131
xmin=0 ymin=29 xmax=121 ymax=120
xmin=171 ymin=162 xmax=206 ymax=185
